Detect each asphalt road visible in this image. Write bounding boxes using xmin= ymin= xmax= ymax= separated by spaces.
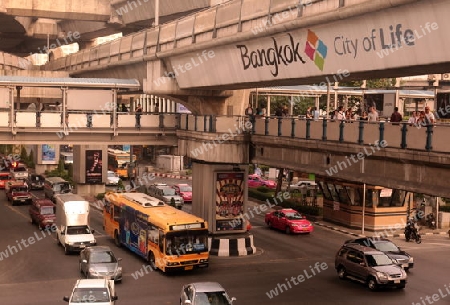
xmin=0 ymin=182 xmax=450 ymax=305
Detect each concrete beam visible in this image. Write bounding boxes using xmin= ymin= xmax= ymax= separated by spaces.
xmin=250 ymin=135 xmax=450 ymax=198
xmin=3 ymin=0 xmax=111 ymax=21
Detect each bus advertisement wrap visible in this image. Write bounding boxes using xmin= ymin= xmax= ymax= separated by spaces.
xmin=120 ymin=206 xmax=148 ymax=258
xmin=85 ymin=150 xmax=102 ymax=184
xmin=215 ymin=172 xmax=245 ymax=232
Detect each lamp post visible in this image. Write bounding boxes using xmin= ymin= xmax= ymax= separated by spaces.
xmin=361 ymin=158 xmax=366 ymax=235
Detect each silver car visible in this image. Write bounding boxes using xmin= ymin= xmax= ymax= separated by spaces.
xmin=335 ymin=243 xmax=407 ymax=290
xmin=79 ymin=246 xmax=122 ymax=283
xmin=180 ymin=282 xmax=236 ymax=305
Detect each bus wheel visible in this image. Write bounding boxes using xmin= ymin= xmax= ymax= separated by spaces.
xmin=148 ymin=252 xmax=157 ymax=271
xmin=114 ymin=231 xmax=121 ymax=247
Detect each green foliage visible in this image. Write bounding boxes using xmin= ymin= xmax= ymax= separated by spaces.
xmin=248 ymin=164 xmax=254 ymax=175
xmin=340 ymin=78 xmax=397 ymax=89
xmin=256 ymin=186 xmax=272 ymax=193
xmin=20 ymin=146 xmax=28 ymax=164
xmin=259 ymin=165 xmax=269 ymax=173
xmin=27 ymin=150 xmax=34 ymax=167
xmin=96 ymin=193 xmax=105 ymax=200
xmin=185 ymin=169 xmax=192 ymax=176
xmin=57 ymin=158 xmax=65 ymax=172
xmin=439 ymin=205 xmax=450 ymax=213
xmin=117 ymin=179 xmax=125 ymax=191
xmin=46 ymin=167 xmax=73 ymax=186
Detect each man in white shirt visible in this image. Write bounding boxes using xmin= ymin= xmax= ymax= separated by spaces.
xmin=367 ymin=107 xmax=379 ymax=122
xmin=313 ymin=107 xmax=320 ymax=121
xmin=424 ymin=107 xmax=435 ymax=125
xmin=408 ymin=111 xmax=418 ymax=126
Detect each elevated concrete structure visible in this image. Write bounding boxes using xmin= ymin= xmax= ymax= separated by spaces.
xmin=0 ymin=0 xmax=226 ymax=56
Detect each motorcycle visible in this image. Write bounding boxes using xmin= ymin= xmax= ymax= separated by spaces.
xmin=426 ymin=213 xmax=436 ymax=230
xmin=404 ymin=219 xmax=421 ymax=244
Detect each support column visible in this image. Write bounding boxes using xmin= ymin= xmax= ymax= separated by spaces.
xmin=192 ymin=162 xmax=255 ymax=256
xmin=72 ymin=145 xmax=107 ymax=196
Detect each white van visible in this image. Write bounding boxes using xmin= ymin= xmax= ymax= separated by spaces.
xmin=55 ymin=193 xmax=96 ymax=254
xmin=44 ymin=177 xmax=72 ymax=202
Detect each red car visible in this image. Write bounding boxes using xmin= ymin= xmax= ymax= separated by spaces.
xmin=265 ymin=208 xmax=313 ymax=234
xmin=172 ymin=184 xmax=192 ymax=203
xmin=247 ymin=174 xmax=276 ymax=189
xmin=0 ymin=172 xmax=11 ymax=189
xmin=29 ymin=198 xmax=56 ymax=229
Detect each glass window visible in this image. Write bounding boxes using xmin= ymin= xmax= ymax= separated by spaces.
xmin=90 ymin=251 xmax=117 ymax=263
xmin=113 ymin=205 xmax=121 ymax=222
xmin=71 ymin=288 xmax=110 ymax=303
xmin=327 ymin=184 xmax=340 ymax=202
xmin=148 ymin=223 xmax=159 ymax=244
xmin=336 ymin=184 xmax=351 ymax=205
xmin=319 ymin=182 xmax=332 ymax=200
xmin=40 ymin=206 xmax=54 ymax=215
xmin=166 ymin=230 xmax=208 ymax=255
xmin=194 ymin=291 xmax=231 ymax=305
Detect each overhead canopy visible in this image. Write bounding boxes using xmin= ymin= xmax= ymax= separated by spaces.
xmin=251 ymin=86 xmax=434 ymax=99
xmin=0 ymin=76 xmax=141 ymax=89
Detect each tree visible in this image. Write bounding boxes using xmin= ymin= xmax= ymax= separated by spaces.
xmin=20 ymin=146 xmax=28 ymax=164
xmin=339 ymin=78 xmax=397 ymax=89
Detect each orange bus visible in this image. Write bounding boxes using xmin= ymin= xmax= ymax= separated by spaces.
xmin=103 ymin=192 xmax=209 ymax=272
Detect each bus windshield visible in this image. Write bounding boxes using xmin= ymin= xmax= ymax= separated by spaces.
xmin=165 ymin=230 xmax=208 ymax=255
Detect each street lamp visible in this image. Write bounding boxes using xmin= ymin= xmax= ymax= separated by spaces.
xmin=361 ymin=158 xmax=366 ymax=235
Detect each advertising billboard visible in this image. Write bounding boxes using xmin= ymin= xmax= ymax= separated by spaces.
xmin=214 ymin=171 xmax=245 ymax=232
xmin=42 ymin=144 xmax=56 ymax=164
xmin=85 ymin=150 xmax=102 ymax=184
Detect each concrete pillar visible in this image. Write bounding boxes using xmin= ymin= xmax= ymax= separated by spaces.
xmin=72 ymin=144 xmax=106 ymax=196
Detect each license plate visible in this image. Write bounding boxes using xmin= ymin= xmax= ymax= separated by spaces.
xmin=394 ymin=280 xmax=401 ymax=284
xmin=185 ymin=266 xmax=193 ymax=270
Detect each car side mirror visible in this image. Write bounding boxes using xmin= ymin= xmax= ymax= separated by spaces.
xmin=82 ymin=259 xmax=87 ymax=264
xmin=112 ymin=296 xmax=118 ymax=301
xmin=359 ymin=262 xmax=365 ymax=266
xmin=117 ymin=258 xmax=122 ymax=261
xmin=63 ymin=296 xmax=69 ymax=302
xmin=231 ymin=297 xmax=237 ymax=301
xmin=91 ymin=229 xmax=95 ymax=234
xmin=184 ymin=301 xmax=192 ymax=305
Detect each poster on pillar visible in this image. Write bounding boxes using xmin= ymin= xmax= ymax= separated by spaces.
xmin=41 ymin=144 xmax=56 ymax=164
xmin=85 ymin=150 xmax=103 ymax=184
xmin=214 ymin=172 xmax=245 ymax=232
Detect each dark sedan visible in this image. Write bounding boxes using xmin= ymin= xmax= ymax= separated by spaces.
xmin=345 ymin=238 xmax=414 ymax=271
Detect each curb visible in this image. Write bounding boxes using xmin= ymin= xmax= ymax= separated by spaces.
xmin=153 ymin=172 xmax=192 ymax=180
xmin=313 ymin=222 xmax=449 ymax=238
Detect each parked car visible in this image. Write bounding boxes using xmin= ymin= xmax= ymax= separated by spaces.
xmin=63 ymin=279 xmax=118 ymax=304
xmin=26 ymin=173 xmax=45 ymax=190
xmin=334 ymin=243 xmax=407 ymax=290
xmin=180 ymin=282 xmax=236 ymax=305
xmin=265 ymin=208 xmax=313 ymax=234
xmin=29 ymin=198 xmax=55 ymax=229
xmin=5 ymin=180 xmax=32 ymax=206
xmin=147 ymin=183 xmax=184 ymax=209
xmin=173 ymin=184 xmax=192 ymax=203
xmin=106 ymin=171 xmax=120 ymax=186
xmin=79 ymin=246 xmax=122 ymax=283
xmin=289 ymin=180 xmax=317 ymax=192
xmin=248 ymin=174 xmax=276 ymax=189
xmin=345 ymin=238 xmax=414 ymax=271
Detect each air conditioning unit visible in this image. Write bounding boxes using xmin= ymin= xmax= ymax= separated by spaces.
xmin=442 ymin=73 xmax=450 ymax=80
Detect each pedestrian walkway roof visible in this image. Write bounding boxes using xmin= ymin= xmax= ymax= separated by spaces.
xmin=0 ymin=76 xmax=140 ymax=89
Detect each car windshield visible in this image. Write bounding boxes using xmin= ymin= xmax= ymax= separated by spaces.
xmin=67 ymin=226 xmax=91 ymax=235
xmin=33 ymin=175 xmax=44 ymax=181
xmin=374 ymin=241 xmax=400 ymax=252
xmin=285 ymin=212 xmax=303 ymax=220
xmin=13 ymin=167 xmax=26 ymax=172
xmin=13 ymin=186 xmax=27 ymax=192
xmin=166 ymin=230 xmax=208 ymax=255
xmin=162 ymin=188 xmax=176 ymax=196
xmin=365 ymin=254 xmax=394 ymax=267
xmin=90 ymin=251 xmax=117 ymax=263
xmin=194 ymin=291 xmax=231 ymax=305
xmin=54 ymin=183 xmax=71 ymax=193
xmin=179 ymin=186 xmax=192 ymax=192
xmin=71 ymin=288 xmax=110 ymax=303
xmin=40 ymin=206 xmax=54 ymax=215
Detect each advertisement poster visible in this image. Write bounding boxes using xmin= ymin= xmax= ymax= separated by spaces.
xmin=119 ymin=206 xmax=148 ymax=258
xmin=42 ymin=144 xmax=56 ymax=164
xmin=85 ymin=150 xmax=103 ymax=184
xmin=215 ymin=172 xmax=245 ymax=232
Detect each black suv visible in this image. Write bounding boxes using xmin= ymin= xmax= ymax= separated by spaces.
xmin=335 ymin=243 xmax=407 ymax=290
xmin=345 ymin=238 xmax=413 ymax=271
